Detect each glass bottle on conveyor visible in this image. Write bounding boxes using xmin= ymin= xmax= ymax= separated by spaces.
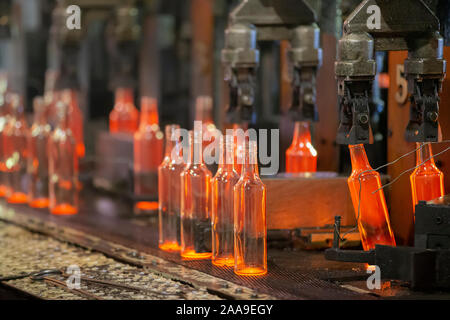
xmin=49 ymin=101 xmax=78 ymax=215
xmin=286 ymin=121 xmax=317 ymax=174
xmin=28 ymin=97 xmax=51 ymax=208
xmin=158 ymin=124 xmax=183 ymax=252
xmin=61 ymin=89 xmax=85 ymax=158
xmin=180 ymin=130 xmax=212 ymax=259
xmin=211 ymin=134 xmax=239 ymax=267
xmin=134 ymin=97 xmax=164 ymax=214
xmin=4 ymin=93 xmax=29 ymax=204
xmin=347 ymin=144 xmax=396 ymax=251
xmin=0 ymin=77 xmax=10 ymax=197
xmin=234 ymin=139 xmax=267 ymax=276
xmin=109 ymin=87 xmax=139 ymax=134
xmin=410 ymin=142 xmax=445 ymax=213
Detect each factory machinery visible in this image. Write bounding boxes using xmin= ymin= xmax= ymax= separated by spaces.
xmin=0 ymin=0 xmax=449 ymax=300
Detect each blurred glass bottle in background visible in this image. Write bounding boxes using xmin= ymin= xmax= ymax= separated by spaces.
xmin=410 ymin=143 xmax=445 ymax=212
xmin=211 ymin=134 xmax=239 ymax=267
xmin=109 ymin=88 xmax=139 ymax=134
xmin=4 ymin=93 xmax=29 ymax=204
xmin=134 ymin=97 xmax=163 ymax=214
xmin=180 ymin=130 xmax=212 ymax=260
xmin=28 ymin=97 xmax=51 ymax=208
xmin=347 ymin=144 xmax=396 ymax=250
xmin=0 ymin=75 xmax=10 ymax=197
xmin=286 ymin=121 xmax=317 ymax=174
xmin=61 ymin=89 xmax=85 ymax=158
xmin=49 ymin=102 xmax=78 ymax=215
xmin=234 ymin=139 xmax=267 ymax=276
xmin=158 ymin=124 xmax=183 ymax=252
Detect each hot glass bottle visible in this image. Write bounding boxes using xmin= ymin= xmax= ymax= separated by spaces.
xmin=134 ymin=97 xmax=164 ymax=214
xmin=410 ymin=143 xmax=445 ymax=211
xmin=61 ymin=89 xmax=85 ymax=158
xmin=0 ymin=83 xmax=10 ymax=197
xmin=49 ymin=102 xmax=78 ymax=215
xmin=109 ymin=88 xmax=139 ymax=134
xmin=195 ymin=96 xmax=217 ymax=173
xmin=158 ymin=124 xmax=183 ymax=252
xmin=4 ymin=94 xmax=29 ymax=204
xmin=211 ymin=135 xmax=239 ymax=266
xmin=286 ymin=121 xmax=317 ymax=173
xmin=28 ymin=97 xmax=51 ymax=208
xmin=180 ymin=130 xmax=212 ymax=259
xmin=234 ymin=140 xmax=267 ymax=276
xmin=348 ymin=144 xmax=396 ymax=251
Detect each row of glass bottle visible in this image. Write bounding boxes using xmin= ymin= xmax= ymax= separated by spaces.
xmin=347 ymin=143 xmax=445 ymax=251
xmin=158 ymin=125 xmax=267 ymax=276
xmin=0 ymin=89 xmax=81 ymax=214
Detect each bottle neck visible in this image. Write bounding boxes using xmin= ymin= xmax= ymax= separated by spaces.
xmin=115 ymin=88 xmax=134 ymax=106
xmin=349 ymin=144 xmax=372 ymax=171
xmin=191 ymin=130 xmax=203 ymax=165
xmin=242 ymin=140 xmax=259 ymax=175
xmin=164 ymin=125 xmax=180 ymax=158
xmin=140 ymin=98 xmax=159 ymax=129
xmin=292 ymin=121 xmax=311 ymax=146
xmin=416 ymin=143 xmax=436 ymax=168
xmin=219 ymin=136 xmax=235 ymax=171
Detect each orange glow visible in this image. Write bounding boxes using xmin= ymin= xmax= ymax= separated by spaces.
xmin=348 ymin=144 xmax=396 ymax=251
xmin=28 ymin=97 xmax=51 ymax=208
xmin=211 ymin=135 xmax=239 ymax=267
xmin=134 ymin=97 xmax=163 ymax=210
xmin=29 ymin=198 xmax=50 ymax=208
xmin=0 ymin=186 xmax=7 ymax=197
xmin=234 ymin=140 xmax=267 ymax=276
xmin=158 ymin=125 xmax=183 ymax=252
xmin=410 ymin=143 xmax=445 ymax=212
xmin=180 ymin=130 xmax=212 ymax=260
xmin=136 ymin=201 xmax=159 ymax=211
xmin=49 ymin=102 xmax=78 ymax=215
xmin=286 ymin=121 xmax=317 ymax=173
xmin=61 ymin=90 xmax=85 ymax=158
xmin=378 ymin=73 xmax=390 ymax=89
xmin=109 ymin=88 xmax=139 ymax=134
xmin=51 ymin=203 xmax=77 ymax=215
xmin=159 ymin=242 xmax=181 ymax=252
xmin=7 ymin=192 xmax=28 ymax=204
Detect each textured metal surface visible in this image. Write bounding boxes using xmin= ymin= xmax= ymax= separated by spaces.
xmin=0 ymin=221 xmax=221 ymax=300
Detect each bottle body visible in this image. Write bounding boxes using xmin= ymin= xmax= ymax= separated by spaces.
xmin=348 ymin=144 xmax=395 ymax=251
xmin=28 ymin=97 xmax=51 ymax=208
xmin=62 ymin=89 xmax=85 ymax=158
xmin=49 ymin=103 xmax=78 ymax=215
xmin=4 ymin=94 xmax=29 ymax=204
xmin=180 ymin=131 xmax=212 ymax=259
xmin=410 ymin=143 xmax=445 ymax=211
xmin=211 ymin=136 xmax=239 ymax=266
xmin=109 ymin=88 xmax=139 ymax=134
xmin=286 ymin=121 xmax=317 ymax=173
xmin=234 ymin=140 xmax=267 ymax=276
xmin=158 ymin=124 xmax=183 ymax=252
xmin=134 ymin=98 xmax=163 ymax=214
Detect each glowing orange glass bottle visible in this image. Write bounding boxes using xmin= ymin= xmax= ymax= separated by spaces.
xmin=158 ymin=124 xmax=183 ymax=252
xmin=212 ymin=135 xmax=240 ymax=266
xmin=28 ymin=97 xmax=51 ymax=208
xmin=49 ymin=102 xmax=78 ymax=215
xmin=234 ymin=140 xmax=267 ymax=276
xmin=109 ymin=88 xmax=139 ymax=134
xmin=348 ymin=144 xmax=396 ymax=251
xmin=180 ymin=130 xmax=212 ymax=259
xmin=0 ymin=84 xmax=10 ymax=197
xmin=134 ymin=97 xmax=164 ymax=214
xmin=410 ymin=143 xmax=445 ymax=211
xmin=4 ymin=94 xmax=29 ymax=204
xmin=286 ymin=121 xmax=317 ymax=173
xmin=61 ymin=89 xmax=85 ymax=158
